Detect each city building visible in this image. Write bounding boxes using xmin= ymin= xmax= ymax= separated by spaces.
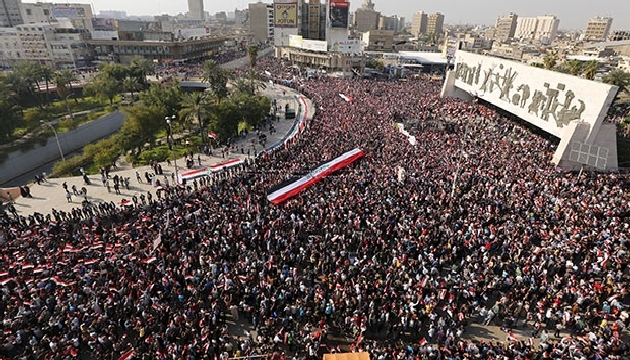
xmin=495 ymin=12 xmax=518 ymax=43
xmin=20 ymin=2 xmax=94 ymax=32
xmin=426 ymin=12 xmax=444 ymax=35
xmin=273 ymin=0 xmax=300 ymax=47
xmin=301 ymin=0 xmax=325 ymax=41
xmin=378 ymin=15 xmax=401 ymax=33
xmin=188 ymin=0 xmax=205 ymax=20
xmin=234 ymin=9 xmax=249 ymax=29
xmin=410 ymin=11 xmax=427 ymax=37
xmin=98 ymin=10 xmax=127 ymax=19
xmin=584 ymin=17 xmax=613 ymax=42
xmin=353 ymin=7 xmax=379 ymax=33
xmin=610 ymin=30 xmax=630 ymax=42
xmin=0 ymin=27 xmax=21 ymax=68
xmin=361 ymin=29 xmax=393 ymax=51
xmin=248 ymin=2 xmax=274 ymax=43
xmin=514 ymin=15 xmax=559 ymax=45
xmin=89 ymin=35 xmax=226 ymax=65
xmin=0 ymin=0 xmax=23 ymax=27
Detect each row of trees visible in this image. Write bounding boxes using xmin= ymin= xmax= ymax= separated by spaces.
xmin=0 ymin=57 xmax=155 ymax=142
xmin=54 ymin=57 xmax=270 ymax=174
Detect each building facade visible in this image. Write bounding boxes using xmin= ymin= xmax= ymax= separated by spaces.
xmin=0 ymin=0 xmax=23 ymax=27
xmin=514 ymin=15 xmax=559 ymax=45
xmin=353 ymin=8 xmax=379 ymax=33
xmin=610 ymin=30 xmax=630 ymax=42
xmin=361 ymin=29 xmax=393 ymax=51
xmin=495 ymin=12 xmax=517 ymax=43
xmin=426 ymin=12 xmax=444 ymax=35
xmin=89 ymin=36 xmax=226 ymax=65
xmin=584 ymin=17 xmax=613 ymax=42
xmin=410 ymin=11 xmax=427 ymax=37
xmin=249 ymin=2 xmax=274 ymax=43
xmin=187 ymin=0 xmax=205 ymax=20
xmin=20 ymin=2 xmax=94 ymax=32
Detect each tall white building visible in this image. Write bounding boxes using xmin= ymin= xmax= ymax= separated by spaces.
xmin=514 ymin=15 xmax=559 ymax=45
xmin=188 ymin=0 xmax=205 ymax=20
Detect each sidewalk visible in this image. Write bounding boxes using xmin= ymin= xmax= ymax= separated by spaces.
xmin=10 ymin=84 xmax=313 ymax=217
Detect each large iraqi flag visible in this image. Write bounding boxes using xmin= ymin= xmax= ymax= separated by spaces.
xmin=267 ymin=148 xmax=365 ymax=204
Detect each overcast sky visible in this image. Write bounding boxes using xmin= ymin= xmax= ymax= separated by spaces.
xmin=27 ymin=0 xmax=630 ymax=31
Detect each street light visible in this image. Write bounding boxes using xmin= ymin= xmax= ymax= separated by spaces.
xmin=40 ymin=120 xmax=65 ymax=161
xmin=166 ymin=115 xmax=179 ymax=183
xmin=65 ymin=93 xmax=75 ymax=120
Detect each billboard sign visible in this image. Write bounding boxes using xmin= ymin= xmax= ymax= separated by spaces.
xmin=329 ymin=0 xmax=349 ymax=29
xmin=331 ymin=39 xmax=361 ymax=53
xmin=302 ymin=39 xmax=327 ymax=52
xmin=452 ymin=51 xmax=617 ymax=140
xmin=289 ymin=34 xmax=303 ymax=48
xmin=92 ymin=18 xmax=116 ymax=31
xmin=274 ymin=1 xmax=298 ymax=28
xmin=52 ymin=6 xmax=82 ymax=18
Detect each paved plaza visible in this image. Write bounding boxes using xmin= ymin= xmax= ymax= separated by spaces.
xmin=8 ymin=84 xmax=310 ymax=217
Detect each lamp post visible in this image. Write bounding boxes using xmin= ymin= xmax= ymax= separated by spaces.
xmin=65 ymin=93 xmax=75 ymax=120
xmin=40 ymin=120 xmax=65 ymax=161
xmin=166 ymin=115 xmax=178 ymax=183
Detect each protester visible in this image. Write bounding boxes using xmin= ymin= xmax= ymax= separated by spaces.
xmin=1 ymin=57 xmax=629 ymax=360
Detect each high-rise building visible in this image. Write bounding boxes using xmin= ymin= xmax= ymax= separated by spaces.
xmin=20 ymin=2 xmax=94 ymax=31
xmin=584 ymin=17 xmax=613 ymax=41
xmin=495 ymin=12 xmax=518 ymax=42
xmin=301 ymin=0 xmax=324 ymax=40
xmin=410 ymin=11 xmax=427 ymax=37
xmin=188 ymin=0 xmax=205 ymax=20
xmin=426 ymin=12 xmax=444 ymax=35
xmin=514 ymin=15 xmax=559 ymax=45
xmin=353 ymin=7 xmax=379 ymax=32
xmin=249 ymin=2 xmax=274 ymax=43
xmin=0 ymin=0 xmax=24 ymax=27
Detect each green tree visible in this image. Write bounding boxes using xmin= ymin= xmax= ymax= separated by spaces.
xmin=244 ymin=68 xmax=266 ymax=95
xmin=140 ymin=83 xmax=182 ymax=117
xmin=40 ymin=64 xmax=55 ymax=106
xmin=123 ymin=77 xmax=141 ymax=100
xmin=119 ymin=105 xmax=166 ymax=159
xmin=129 ymin=56 xmax=154 ymax=87
xmin=543 ymin=52 xmax=558 ymax=70
xmin=11 ymin=62 xmax=43 ymax=107
xmin=248 ymin=44 xmax=259 ymax=67
xmin=602 ymin=69 xmax=630 ymax=95
xmin=53 ymin=70 xmax=77 ymax=110
xmin=0 ymin=74 xmax=21 ymax=141
xmin=84 ymin=73 xmax=121 ymax=105
xmin=583 ymin=60 xmax=600 ymax=80
xmin=178 ymin=91 xmax=213 ymax=138
xmin=201 ymin=59 xmax=229 ymax=102
xmin=98 ymin=63 xmax=128 ymax=83
xmin=566 ymin=59 xmax=583 ymax=76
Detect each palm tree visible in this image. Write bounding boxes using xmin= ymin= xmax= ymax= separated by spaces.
xmin=123 ymin=77 xmax=140 ymax=100
xmin=543 ymin=52 xmax=558 ymax=70
xmin=247 ymin=44 xmax=259 ymax=68
xmin=244 ymin=69 xmax=266 ymax=95
xmin=201 ymin=59 xmax=229 ymax=102
xmin=566 ymin=59 xmax=583 ymax=76
xmin=129 ymin=56 xmax=154 ymax=86
xmin=179 ymin=91 xmax=213 ymax=139
xmin=602 ymin=69 xmax=630 ymax=95
xmin=54 ymin=70 xmax=76 ymax=115
xmin=40 ymin=64 xmax=55 ymax=105
xmin=583 ymin=60 xmax=600 ymax=80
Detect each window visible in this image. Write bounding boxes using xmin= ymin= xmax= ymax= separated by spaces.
xmin=26 ymin=9 xmax=32 ymax=16
xmin=43 ymin=9 xmax=49 ymax=16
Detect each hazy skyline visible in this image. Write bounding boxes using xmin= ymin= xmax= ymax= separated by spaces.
xmin=25 ymin=0 xmax=630 ymax=31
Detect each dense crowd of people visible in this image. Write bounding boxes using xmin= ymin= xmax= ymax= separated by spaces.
xmin=1 ymin=56 xmax=630 ymax=360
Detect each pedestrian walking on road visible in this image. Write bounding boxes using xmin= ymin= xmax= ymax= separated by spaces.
xmin=65 ymin=190 xmax=72 ymax=203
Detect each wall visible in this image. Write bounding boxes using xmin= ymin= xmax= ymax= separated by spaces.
xmin=0 ymin=111 xmax=124 ymax=185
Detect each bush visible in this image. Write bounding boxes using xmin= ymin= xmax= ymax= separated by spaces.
xmin=51 ymin=154 xmax=92 ymax=177
xmin=138 ymin=146 xmax=172 ymax=165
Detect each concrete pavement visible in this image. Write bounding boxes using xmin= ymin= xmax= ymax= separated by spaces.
xmin=9 ymin=84 xmax=312 ymax=217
